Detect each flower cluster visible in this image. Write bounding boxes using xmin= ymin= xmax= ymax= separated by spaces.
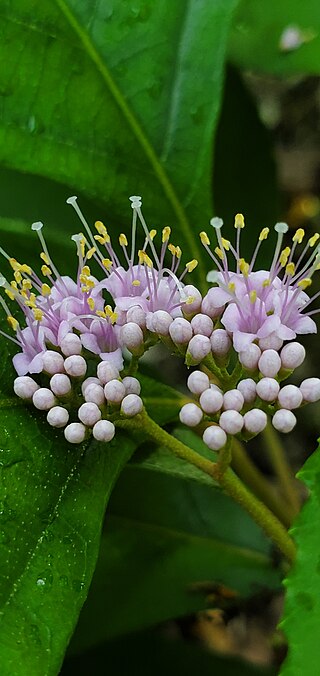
xmin=1 ymin=197 xmax=320 ymax=449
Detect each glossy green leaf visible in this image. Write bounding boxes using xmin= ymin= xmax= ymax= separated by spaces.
xmin=69 ymin=434 xmax=281 ymax=652
xmin=228 ymin=0 xmax=320 ymax=75
xmin=139 ymin=372 xmax=186 ymax=426
xmin=280 ymin=444 xmax=320 ymax=676
xmin=0 ymin=0 xmax=239 ymax=286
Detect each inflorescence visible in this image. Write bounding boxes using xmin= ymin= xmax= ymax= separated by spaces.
xmin=1 ymin=196 xmax=320 ymax=450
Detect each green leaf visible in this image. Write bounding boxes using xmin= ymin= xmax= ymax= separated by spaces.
xmin=0 ymin=0 xmax=238 ymax=286
xmin=228 ymin=0 xmax=320 ymax=75
xmin=139 ymin=372 xmax=186 ymax=426
xmin=280 ymin=444 xmax=320 ymax=676
xmin=69 ymin=433 xmax=281 ymax=652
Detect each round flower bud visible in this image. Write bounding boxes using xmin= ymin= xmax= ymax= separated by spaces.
xmin=243 ymin=409 xmax=267 ymax=435
xmin=84 ymin=383 xmax=105 ymax=406
xmin=42 ymin=350 xmax=65 ymax=375
xmin=219 ymin=410 xmax=244 ymax=435
xmin=199 ymin=388 xmax=224 ymax=414
xmin=258 ymin=349 xmax=281 ymax=378
xmin=300 ymin=378 xmax=320 ymax=403
xmin=210 ymin=329 xmax=232 ymax=357
xmin=92 ymin=419 xmax=115 ymax=442
xmin=121 ymin=394 xmax=143 ymax=417
xmin=120 ymin=322 xmax=144 ymax=352
xmin=280 ymin=342 xmax=306 ymax=370
xmin=122 ymin=376 xmax=141 ymax=395
xmin=50 ymin=374 xmax=72 ymax=397
xmin=202 ymin=425 xmax=227 ymax=451
xmin=64 ymin=422 xmax=86 ymax=444
xmin=179 ymin=403 xmax=203 ymax=427
xmin=182 ymin=285 xmax=202 ymax=315
xmin=60 ymin=332 xmax=82 ymax=356
xmin=14 ymin=376 xmax=39 ymax=400
xmin=239 ymin=344 xmax=261 ymax=370
xmin=187 ymin=335 xmax=211 ymax=363
xmin=81 ymin=377 xmax=100 ymax=395
xmin=97 ymin=361 xmax=119 ymax=385
xmin=259 ymin=335 xmax=283 ymax=351
xmin=278 ymin=384 xmax=303 ymax=410
xmin=201 ymin=290 xmax=224 ymax=319
xmin=272 ymin=409 xmax=297 ymax=434
xmin=223 ymin=389 xmax=244 ymax=412
xmin=187 ymin=370 xmax=210 ymax=396
xmin=148 ymin=310 xmax=173 ymax=336
xmin=237 ymin=378 xmax=256 ymax=404
xmin=32 ymin=388 xmax=56 ymax=411
xmin=47 ymin=406 xmax=69 ymax=428
xmin=256 ymin=377 xmax=280 ymax=402
xmin=104 ymin=379 xmax=126 ymax=404
xmin=64 ymin=355 xmax=87 ymax=378
xmin=169 ymin=318 xmax=193 ymax=345
xmin=78 ymin=402 xmax=102 ymax=426
xmin=126 ymin=305 xmax=146 ymax=329
xmin=190 ymin=314 xmax=213 ymax=337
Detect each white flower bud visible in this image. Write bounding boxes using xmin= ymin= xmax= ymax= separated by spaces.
xmin=300 ymin=378 xmax=320 ymax=403
xmin=122 ymin=376 xmax=141 ymax=395
xmin=219 ymin=410 xmax=244 ymax=435
xmin=169 ymin=317 xmax=193 ymax=345
xmin=147 ymin=310 xmax=173 ymax=336
xmin=50 ymin=374 xmax=72 ymax=397
xmin=60 ymin=332 xmax=82 ymax=356
xmin=126 ymin=305 xmax=146 ymax=329
xmin=278 ymin=384 xmax=303 ymax=410
xmin=64 ymin=355 xmax=87 ymax=378
xmin=121 ymin=394 xmax=143 ymax=416
xmin=201 ymin=292 xmax=224 ymax=319
xmin=243 ymin=409 xmax=267 ymax=435
xmin=104 ymin=379 xmax=126 ymax=404
xmin=97 ymin=361 xmax=120 ymax=385
xmin=258 ymin=349 xmax=281 ymax=378
xmin=92 ymin=419 xmax=115 ymax=442
xmin=237 ymin=378 xmax=256 ymax=403
xmin=81 ymin=377 xmax=100 ymax=395
xmin=259 ymin=335 xmax=283 ymax=351
xmin=256 ymin=377 xmax=280 ymax=402
xmin=210 ymin=329 xmax=232 ymax=357
xmin=202 ymin=425 xmax=227 ymax=451
xmin=120 ymin=322 xmax=144 ymax=351
xmin=187 ymin=370 xmax=210 ymax=395
xmin=14 ymin=376 xmax=39 ymax=400
xmin=190 ymin=314 xmax=213 ymax=337
xmin=42 ymin=350 xmax=65 ymax=375
xmin=272 ymin=409 xmax=297 ymax=433
xmin=239 ymin=344 xmax=261 ymax=370
xmin=32 ymin=388 xmax=56 ymax=411
xmin=223 ymin=389 xmax=244 ymax=412
xmin=199 ymin=387 xmax=224 ymax=414
xmin=47 ymin=406 xmax=69 ymax=428
xmin=78 ymin=402 xmax=102 ymax=426
xmin=64 ymin=422 xmax=86 ymax=444
xmin=187 ymin=335 xmax=211 ymax=363
xmin=182 ymin=285 xmax=202 ymax=315
xmin=280 ymin=342 xmax=306 ymax=370
xmin=179 ymin=403 xmax=203 ymax=427
xmin=84 ymin=383 xmax=105 ymax=406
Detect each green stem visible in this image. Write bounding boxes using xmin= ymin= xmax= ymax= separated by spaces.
xmin=262 ymin=423 xmax=300 ymax=516
xmin=117 ymin=412 xmax=296 ymax=563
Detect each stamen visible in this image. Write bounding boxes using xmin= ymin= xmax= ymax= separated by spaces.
xmin=298 ymin=278 xmax=312 ymax=289
xmin=185 ymin=259 xmax=198 ymax=273
xmin=270 ymin=222 xmax=289 ymax=278
xmin=31 ymin=221 xmax=61 ymax=281
xmin=67 ymin=196 xmax=104 ymax=261
xmin=131 ymin=200 xmax=161 ymax=268
xmin=200 ymin=231 xmax=210 ymax=246
xmin=162 ymin=227 xmax=171 ymax=243
xmin=250 ymin=290 xmax=257 ymax=303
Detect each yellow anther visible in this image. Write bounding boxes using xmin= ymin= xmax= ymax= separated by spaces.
xmin=40 ymin=252 xmax=50 ymax=265
xmin=292 ymin=228 xmax=305 ymax=244
xmin=249 ymin=290 xmax=257 ymax=304
xmin=82 ymin=265 xmax=90 ymax=277
xmin=149 ymin=229 xmax=157 ymax=240
xmin=309 ymin=233 xmax=320 ymax=247
xmin=41 ymin=265 xmax=52 ymax=277
xmin=239 ymin=258 xmax=249 ymax=276
xmin=22 ymin=279 xmax=32 ymax=290
xmin=221 ymin=237 xmax=230 ymax=250
xmin=132 ymin=279 xmax=141 ymax=287
xmin=286 ymin=262 xmax=295 ymax=276
xmin=262 ymin=278 xmax=271 ymax=287
xmin=25 ymin=293 xmax=37 ymax=308
xmin=94 ymin=220 xmax=107 ymax=235
xmin=10 ymin=280 xmax=18 ymax=289
xmin=85 ymin=278 xmax=95 ymax=289
xmin=20 ymin=264 xmax=32 ymax=275
xmin=33 ymin=308 xmax=43 ymax=321
xmin=200 ymin=231 xmax=210 ymax=246
xmin=185 ymin=295 xmax=195 ymax=305
xmin=186 ymin=259 xmax=198 ymax=273
xmin=21 ymin=290 xmax=28 ymax=299
xmin=41 ymin=283 xmax=51 ymax=296
xmin=86 ymin=247 xmax=96 ymax=260
xmin=214 ymin=247 xmax=224 ymax=261
xmin=162 ymin=226 xmax=171 ymax=243
xmin=96 ymin=310 xmax=106 ymax=318
xmin=9 ymin=258 xmax=20 ymax=271
xmin=87 ymin=297 xmax=95 ymax=311
xmin=234 ymin=213 xmax=245 ymax=229
xmin=143 ymin=253 xmax=153 ymax=268
xmin=80 ymin=237 xmax=86 ymax=258
xmin=5 ymin=289 xmax=15 ymax=301
xmin=81 ymin=285 xmax=90 ymax=294
xmin=119 ymin=233 xmax=128 ymax=247
xmin=7 ymin=316 xmax=19 ymax=331
xmin=298 ymin=278 xmax=312 ymax=289
xmin=279 ymin=247 xmax=291 ymax=267
xmin=228 ymin=282 xmax=235 ymax=293
xmin=79 ymin=274 xmax=88 ymax=284
xmin=102 ymin=258 xmax=112 ymax=270
xmin=14 ymin=270 xmax=22 ymax=283
xmin=138 ymin=250 xmax=153 ymax=267
xmin=94 ymin=234 xmax=110 ymax=245
xmin=259 ymin=227 xmax=269 ymax=241
xmin=175 ymin=246 xmax=182 ymax=259
xmin=168 ymin=243 xmax=176 ymax=256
